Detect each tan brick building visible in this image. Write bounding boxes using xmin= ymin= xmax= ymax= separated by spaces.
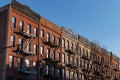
xmin=61 ymin=27 xmax=79 ymax=80
xmin=0 ymin=0 xmax=120 ymax=80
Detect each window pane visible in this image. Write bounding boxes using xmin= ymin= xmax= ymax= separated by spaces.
xmin=57 ymin=38 xmax=60 ymax=45
xmin=41 ymin=30 xmax=44 ymax=38
xmin=52 ymin=51 xmax=55 ymax=60
xmin=62 ymin=39 xmax=65 ymax=48
xmin=26 ymin=41 xmax=30 ymax=51
xmin=62 ymin=68 xmax=65 ymax=78
xmin=25 ymin=59 xmax=29 ymax=67
xmin=34 ymin=28 xmax=37 ymax=37
xmin=18 ymin=58 xmax=22 ymax=70
xmin=9 ymin=56 xmax=13 ymax=68
xmin=18 ymin=39 xmax=23 ymax=50
xmin=11 ymin=16 xmax=16 ymax=28
xmin=52 ymin=35 xmax=55 ymax=44
xmin=57 ymin=53 xmax=60 ymax=60
xmin=19 ymin=20 xmax=24 ymax=31
xmin=46 ymin=48 xmax=50 ymax=58
xmin=46 ymin=33 xmax=50 ymax=42
xmin=33 ymin=45 xmax=37 ymax=54
xmin=10 ymin=36 xmax=15 ymax=46
xmin=40 ymin=63 xmax=44 ymax=76
xmin=57 ymin=68 xmax=59 ymax=76
xmin=40 ymin=46 xmax=44 ymax=55
xmin=27 ymin=24 xmax=31 ymax=34
xmin=46 ymin=65 xmax=48 ymax=74
xmin=62 ymin=53 xmax=65 ymax=63
xmin=33 ymin=62 xmax=36 ymax=67
xmin=51 ymin=67 xmax=55 ymax=75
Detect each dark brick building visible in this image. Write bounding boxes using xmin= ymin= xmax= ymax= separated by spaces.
xmin=0 ymin=0 xmax=120 ymax=80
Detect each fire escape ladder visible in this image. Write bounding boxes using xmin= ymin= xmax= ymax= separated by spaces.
xmin=23 ymin=37 xmax=34 ymax=50
xmin=15 ymin=36 xmax=35 ymax=79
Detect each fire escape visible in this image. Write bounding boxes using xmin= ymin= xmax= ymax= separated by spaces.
xmin=65 ymin=45 xmax=78 ymax=69
xmin=13 ymin=28 xmax=36 ymax=80
xmin=41 ymin=37 xmax=61 ymax=79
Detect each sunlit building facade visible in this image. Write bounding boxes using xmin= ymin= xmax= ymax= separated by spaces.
xmin=0 ymin=1 xmax=120 ymax=80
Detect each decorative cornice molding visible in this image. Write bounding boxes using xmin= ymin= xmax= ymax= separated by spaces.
xmin=11 ymin=0 xmax=40 ymax=22
xmin=61 ymin=27 xmax=78 ymax=41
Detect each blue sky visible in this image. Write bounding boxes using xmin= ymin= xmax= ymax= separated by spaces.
xmin=0 ymin=0 xmax=120 ymax=57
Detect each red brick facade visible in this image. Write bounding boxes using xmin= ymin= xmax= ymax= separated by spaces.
xmin=0 ymin=1 xmax=120 ymax=80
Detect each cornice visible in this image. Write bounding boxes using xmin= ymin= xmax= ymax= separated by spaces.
xmin=11 ymin=0 xmax=40 ymax=22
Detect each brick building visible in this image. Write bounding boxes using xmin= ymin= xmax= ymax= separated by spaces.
xmin=0 ymin=0 xmax=120 ymax=80
xmin=0 ymin=0 xmax=40 ymax=80
xmin=61 ymin=27 xmax=79 ymax=80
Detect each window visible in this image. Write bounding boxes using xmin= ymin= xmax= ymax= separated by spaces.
xmin=19 ymin=20 xmax=24 ymax=31
xmin=40 ymin=63 xmax=44 ymax=76
xmin=82 ymin=48 xmax=85 ymax=56
xmin=9 ymin=56 xmax=14 ymax=68
xmin=67 ymin=55 xmax=71 ymax=64
xmin=25 ymin=59 xmax=29 ymax=67
xmin=11 ymin=16 xmax=16 ymax=28
xmin=79 ymin=73 xmax=82 ymax=79
xmin=74 ymin=59 xmax=76 ymax=65
xmin=57 ymin=53 xmax=60 ymax=61
xmin=26 ymin=42 xmax=30 ymax=51
xmin=52 ymin=35 xmax=55 ymax=44
xmin=46 ymin=48 xmax=50 ymax=58
xmin=10 ymin=35 xmax=15 ymax=46
xmin=33 ymin=62 xmax=36 ymax=67
xmin=40 ymin=46 xmax=44 ymax=55
xmin=51 ymin=66 xmax=55 ymax=76
xmin=62 ymin=39 xmax=65 ymax=48
xmin=27 ymin=24 xmax=31 ymax=34
xmin=62 ymin=68 xmax=65 ymax=78
xmin=62 ymin=53 xmax=65 ymax=63
xmin=33 ymin=45 xmax=37 ymax=54
xmin=66 ymin=55 xmax=69 ymax=64
xmin=46 ymin=33 xmax=50 ymax=42
xmin=71 ymin=43 xmax=73 ymax=50
xmin=76 ymin=59 xmax=78 ymax=66
xmin=18 ymin=58 xmax=22 ymax=70
xmin=57 ymin=68 xmax=60 ymax=76
xmin=18 ymin=39 xmax=23 ymax=50
xmin=75 ymin=44 xmax=77 ymax=52
xmin=34 ymin=28 xmax=37 ymax=37
xmin=46 ymin=65 xmax=49 ymax=74
xmin=79 ymin=46 xmax=81 ymax=54
xmin=41 ymin=30 xmax=44 ymax=38
xmin=80 ymin=60 xmax=82 ymax=68
xmin=66 ymin=70 xmax=70 ymax=80
xmin=71 ymin=71 xmax=74 ymax=80
xmin=52 ymin=51 xmax=55 ymax=60
xmin=66 ymin=40 xmax=69 ymax=49
xmin=86 ymin=50 xmax=88 ymax=57
xmin=57 ymin=38 xmax=61 ymax=45
xmin=71 ymin=57 xmax=74 ymax=65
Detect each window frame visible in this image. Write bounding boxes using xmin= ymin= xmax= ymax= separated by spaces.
xmin=33 ymin=44 xmax=37 ymax=54
xmin=9 ymin=55 xmax=14 ymax=68
xmin=10 ymin=35 xmax=15 ymax=47
xmin=34 ymin=28 xmax=37 ymax=37
xmin=11 ymin=16 xmax=16 ymax=28
xmin=41 ymin=30 xmax=44 ymax=38
xmin=19 ymin=20 xmax=24 ymax=31
xmin=40 ymin=46 xmax=44 ymax=55
xmin=27 ymin=24 xmax=31 ymax=34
